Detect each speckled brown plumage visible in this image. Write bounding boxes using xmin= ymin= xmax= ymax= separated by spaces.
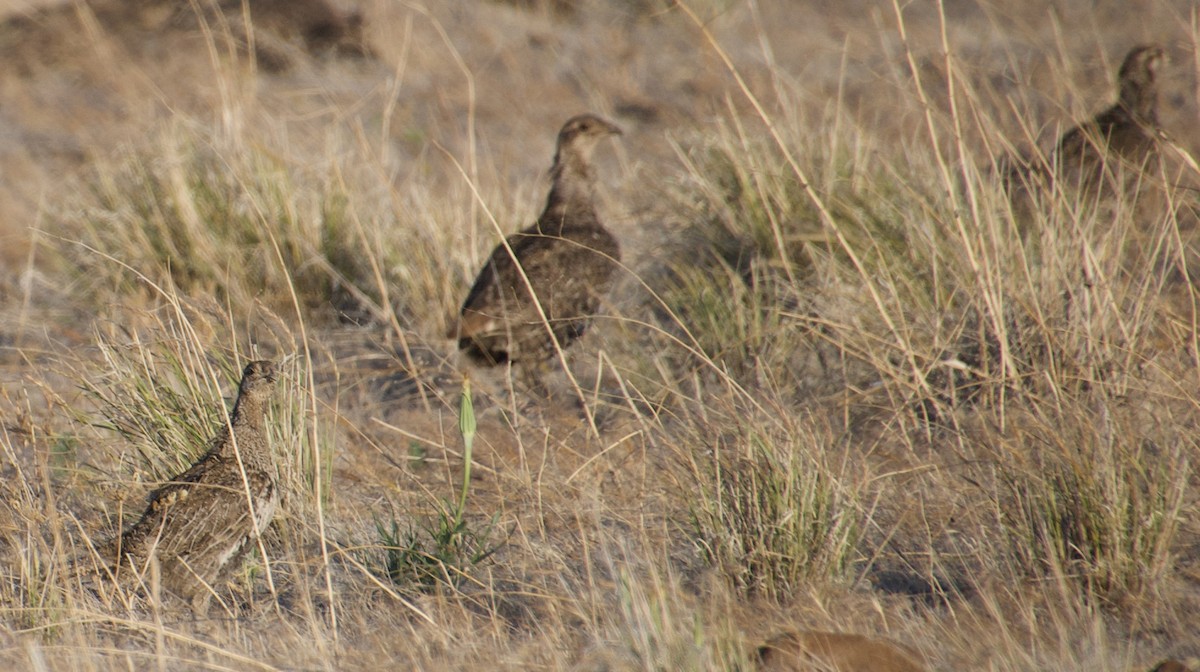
xmin=114 ymin=360 xmax=280 ymax=615
xmin=448 ymin=114 xmax=622 ymax=376
xmin=1053 ymin=45 xmax=1166 ymax=192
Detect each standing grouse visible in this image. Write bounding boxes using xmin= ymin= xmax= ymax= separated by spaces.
xmin=114 ymin=360 xmax=281 ymax=616
xmin=1053 ymin=45 xmax=1166 ymax=193
xmin=447 ymin=114 xmax=623 ymax=388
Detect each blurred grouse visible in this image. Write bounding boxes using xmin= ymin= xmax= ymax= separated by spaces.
xmin=115 ymin=360 xmax=281 ymax=615
xmin=448 ymin=114 xmax=623 ymax=385
xmin=1054 ymin=45 xmax=1166 ymax=191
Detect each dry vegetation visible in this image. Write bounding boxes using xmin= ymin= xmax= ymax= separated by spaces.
xmin=0 ymin=0 xmax=1198 ymax=669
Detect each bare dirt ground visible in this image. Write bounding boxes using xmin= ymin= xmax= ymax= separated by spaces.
xmin=0 ymin=0 xmax=1197 ymax=670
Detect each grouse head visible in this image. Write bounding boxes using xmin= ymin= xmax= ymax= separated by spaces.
xmin=554 ymin=114 xmax=622 ymax=167
xmin=1117 ymin=45 xmax=1165 ymax=123
xmin=238 ymin=360 xmax=280 ymax=398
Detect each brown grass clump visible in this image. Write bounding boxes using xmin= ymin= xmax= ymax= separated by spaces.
xmin=0 ymin=0 xmax=372 ymax=76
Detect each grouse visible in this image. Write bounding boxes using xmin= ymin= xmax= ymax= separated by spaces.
xmin=114 ymin=360 xmax=281 ymax=616
xmin=1053 ymin=45 xmax=1166 ymax=193
xmin=447 ymin=114 xmax=623 ymax=386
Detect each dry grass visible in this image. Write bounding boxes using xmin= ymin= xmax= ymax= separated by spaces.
xmin=0 ymin=0 xmax=1197 ymax=669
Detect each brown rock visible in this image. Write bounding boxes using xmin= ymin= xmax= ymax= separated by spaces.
xmin=757 ymin=630 xmax=927 ymax=672
xmin=1149 ymin=661 xmax=1194 ymax=672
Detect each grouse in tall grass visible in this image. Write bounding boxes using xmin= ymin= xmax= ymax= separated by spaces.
xmin=115 ymin=360 xmax=281 ymax=615
xmin=1053 ymin=45 xmax=1166 ymax=193
xmin=448 ymin=114 xmax=623 ymax=386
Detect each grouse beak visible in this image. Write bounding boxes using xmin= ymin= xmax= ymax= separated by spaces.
xmin=602 ymin=120 xmax=623 ymax=137
xmin=263 ymin=359 xmax=282 ymax=383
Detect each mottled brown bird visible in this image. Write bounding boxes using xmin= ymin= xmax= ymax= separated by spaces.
xmin=115 ymin=360 xmax=281 ymax=616
xmin=448 ymin=114 xmax=623 ymax=386
xmin=1053 ymin=45 xmax=1166 ymax=192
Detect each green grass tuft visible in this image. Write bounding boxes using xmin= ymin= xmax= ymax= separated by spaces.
xmin=685 ymin=424 xmax=859 ymax=599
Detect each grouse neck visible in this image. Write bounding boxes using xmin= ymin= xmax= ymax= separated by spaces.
xmin=1118 ymin=77 xmax=1158 ymax=126
xmin=229 ymin=391 xmax=267 ymax=431
xmin=540 ymin=148 xmax=599 ymax=229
